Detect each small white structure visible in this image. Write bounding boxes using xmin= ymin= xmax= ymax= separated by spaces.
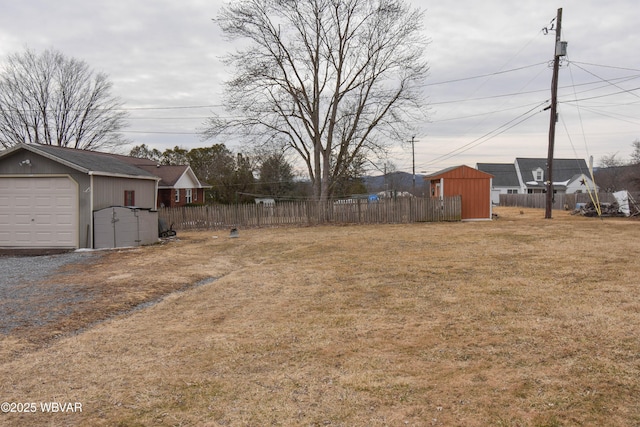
xmin=613 ymin=191 xmax=631 ymax=217
xmin=255 ymin=198 xmax=275 ymax=206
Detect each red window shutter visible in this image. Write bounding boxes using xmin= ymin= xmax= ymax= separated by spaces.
xmin=124 ymin=190 xmax=135 ymax=206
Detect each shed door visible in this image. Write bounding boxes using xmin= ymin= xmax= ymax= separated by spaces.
xmin=0 ymin=177 xmax=78 ymax=248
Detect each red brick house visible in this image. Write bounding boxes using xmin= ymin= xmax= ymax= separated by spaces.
xmin=141 ymin=164 xmax=209 ymax=208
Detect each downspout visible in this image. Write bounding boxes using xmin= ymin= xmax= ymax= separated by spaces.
xmin=89 ymin=173 xmax=94 ymax=249
xmin=439 ymin=177 xmax=445 ymax=214
xmin=154 ymin=178 xmax=159 ymax=210
xmin=489 ymin=177 xmax=493 ymax=219
xmin=134 ymin=209 xmax=141 ymax=246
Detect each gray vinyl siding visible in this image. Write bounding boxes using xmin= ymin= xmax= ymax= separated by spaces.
xmin=1 ymin=150 xmax=78 ymax=175
xmin=92 ymin=176 xmax=156 ymax=210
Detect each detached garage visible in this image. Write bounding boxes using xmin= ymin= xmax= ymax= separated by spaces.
xmin=0 ymin=143 xmax=160 ymax=249
xmin=424 ymin=165 xmax=494 ymax=221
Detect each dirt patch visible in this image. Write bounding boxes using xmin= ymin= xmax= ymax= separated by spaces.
xmin=0 ymin=240 xmax=231 ymax=359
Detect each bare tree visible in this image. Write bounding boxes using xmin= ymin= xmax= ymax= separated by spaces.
xmin=598 ymin=152 xmax=624 ymax=168
xmin=631 ymin=139 xmax=640 ymax=165
xmin=203 ymin=0 xmax=429 ymax=201
xmin=0 ymin=48 xmax=128 ymax=150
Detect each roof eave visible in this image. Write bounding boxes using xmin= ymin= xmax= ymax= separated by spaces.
xmin=89 ymin=171 xmax=160 ymax=181
xmin=2 ymin=143 xmax=91 ymax=174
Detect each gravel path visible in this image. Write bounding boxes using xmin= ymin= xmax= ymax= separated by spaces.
xmin=0 ymin=252 xmax=102 ymax=334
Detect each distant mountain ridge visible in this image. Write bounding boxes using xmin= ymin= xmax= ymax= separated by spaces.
xmin=363 ymin=171 xmax=426 ymax=193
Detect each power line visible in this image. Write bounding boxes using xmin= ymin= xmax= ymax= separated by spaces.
xmin=116 ymin=104 xmax=222 ymax=111
xmin=122 ymin=130 xmax=201 ymax=135
xmin=561 ymin=87 xmax=640 ymax=103
xmin=569 ymin=61 xmax=640 ymax=100
xmin=421 ymin=62 xmax=548 ymax=87
xmin=127 ymin=116 xmax=210 ymax=120
xmin=429 ymin=101 xmax=545 ymax=123
xmin=563 ymin=104 xmax=640 ymax=126
xmin=422 ymin=101 xmax=547 ymax=168
xmin=430 ymin=74 xmax=640 ymax=107
xmin=569 ymin=61 xmax=640 ymax=73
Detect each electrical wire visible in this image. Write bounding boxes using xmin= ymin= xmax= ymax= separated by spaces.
xmin=568 ymin=61 xmax=640 ymax=99
xmin=122 ymin=130 xmax=202 ymax=135
xmin=420 ymin=62 xmax=548 ymax=87
xmin=566 ymin=56 xmax=591 ymax=164
xmin=569 ymin=61 xmax=640 ymax=73
xmin=116 ymin=104 xmax=223 ymax=111
xmin=422 ymin=101 xmax=547 ymax=167
xmin=561 ymin=87 xmax=640 ymax=103
xmin=429 ymin=100 xmax=546 ymax=123
xmin=565 ymin=105 xmax=640 ymax=126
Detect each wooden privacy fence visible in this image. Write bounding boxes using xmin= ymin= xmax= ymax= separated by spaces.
xmin=159 ymin=196 xmax=462 ymax=231
xmin=499 ymin=192 xmax=639 ymax=209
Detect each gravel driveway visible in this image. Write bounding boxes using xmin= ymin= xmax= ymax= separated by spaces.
xmin=0 ymin=251 xmax=102 ymax=335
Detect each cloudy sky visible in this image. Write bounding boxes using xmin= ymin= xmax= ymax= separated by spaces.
xmin=1 ymin=0 xmax=638 ymax=175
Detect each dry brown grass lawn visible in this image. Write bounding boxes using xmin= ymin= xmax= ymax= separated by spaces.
xmin=1 ymin=207 xmax=639 ymax=426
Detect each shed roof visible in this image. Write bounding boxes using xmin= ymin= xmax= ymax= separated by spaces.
xmin=424 ymin=165 xmax=493 ymax=180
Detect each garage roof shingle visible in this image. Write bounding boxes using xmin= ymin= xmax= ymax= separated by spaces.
xmin=11 ymin=143 xmax=159 ymax=179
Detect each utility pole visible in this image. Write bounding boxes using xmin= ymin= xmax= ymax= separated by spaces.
xmin=411 ymin=136 xmax=416 ymax=193
xmin=545 ymin=8 xmax=565 ymax=219
xmin=381 ymin=162 xmax=391 ymax=197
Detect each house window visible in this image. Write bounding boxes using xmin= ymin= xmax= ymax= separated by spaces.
xmin=185 ymin=188 xmax=192 ymax=204
xmin=534 ymin=168 xmax=544 ymax=182
xmin=124 ymin=190 xmax=135 ymax=206
xmin=507 ymin=189 xmax=518 ymax=194
xmin=175 ymin=189 xmax=180 ymax=203
xmin=194 ymin=189 xmax=197 ymax=202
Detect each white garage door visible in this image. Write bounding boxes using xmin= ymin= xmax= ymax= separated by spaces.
xmin=0 ymin=177 xmax=78 ymax=248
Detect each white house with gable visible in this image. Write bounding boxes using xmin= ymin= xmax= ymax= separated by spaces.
xmin=478 ymin=158 xmax=597 ymax=205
